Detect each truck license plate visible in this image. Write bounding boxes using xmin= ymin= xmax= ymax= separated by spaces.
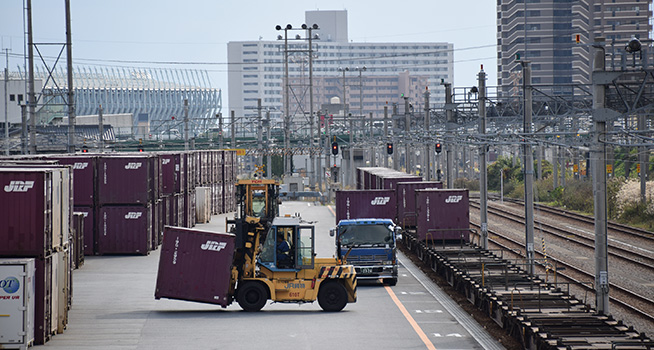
xmin=360 ymin=267 xmax=372 ymax=274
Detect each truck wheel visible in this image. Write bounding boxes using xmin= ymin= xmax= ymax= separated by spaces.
xmin=318 ymin=281 xmax=348 ymax=312
xmin=237 ymin=282 xmax=267 ymax=312
xmin=383 ymin=278 xmax=397 ymax=286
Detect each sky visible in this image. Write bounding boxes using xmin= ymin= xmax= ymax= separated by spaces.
xmin=1 ymin=0 xmax=497 ymax=111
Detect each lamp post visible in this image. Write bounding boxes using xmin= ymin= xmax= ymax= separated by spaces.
xmin=338 ymin=67 xmax=353 ymax=187
xmin=354 ymin=66 xmax=366 ymax=140
xmin=276 ymin=23 xmax=320 ymax=183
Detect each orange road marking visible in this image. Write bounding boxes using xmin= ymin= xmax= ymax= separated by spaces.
xmin=385 ymin=286 xmax=437 ymax=350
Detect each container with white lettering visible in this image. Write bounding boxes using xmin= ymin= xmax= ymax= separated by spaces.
xmin=0 ymin=168 xmax=56 ymax=257
xmin=415 ymin=188 xmax=470 ymax=244
xmin=335 ymin=189 xmax=397 ymax=224
xmin=97 ymin=205 xmax=152 ymax=255
xmin=155 ymin=227 xmax=235 ymax=307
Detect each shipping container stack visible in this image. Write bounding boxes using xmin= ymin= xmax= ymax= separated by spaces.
xmin=0 ymin=165 xmax=74 ymax=345
xmin=97 ymin=155 xmax=153 ymax=255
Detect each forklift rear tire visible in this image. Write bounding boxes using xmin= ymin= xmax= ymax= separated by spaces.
xmin=237 ymin=282 xmax=268 ymax=312
xmin=318 ymin=281 xmax=348 ymax=312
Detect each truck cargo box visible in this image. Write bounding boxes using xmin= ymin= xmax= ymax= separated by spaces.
xmin=396 ymin=181 xmax=443 ymax=228
xmin=335 ymin=189 xmax=396 ymax=223
xmin=415 ymin=189 xmax=470 ymax=243
xmin=155 ymin=227 xmax=235 ymax=307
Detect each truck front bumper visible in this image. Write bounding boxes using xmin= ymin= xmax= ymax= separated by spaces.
xmin=353 ymin=264 xmax=397 ymax=280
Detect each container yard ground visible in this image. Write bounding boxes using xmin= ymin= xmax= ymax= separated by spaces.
xmin=40 ymin=202 xmax=504 ymax=350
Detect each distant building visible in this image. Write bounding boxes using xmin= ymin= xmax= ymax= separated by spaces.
xmin=497 ymin=0 xmax=652 ymax=93
xmin=227 ymin=9 xmax=453 ymax=122
xmin=1 ymin=67 xmax=221 ymax=141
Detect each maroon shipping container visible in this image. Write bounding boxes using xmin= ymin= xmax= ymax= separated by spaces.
xmin=97 ymin=205 xmax=152 ymax=255
xmin=48 ymin=155 xmax=97 ymax=206
xmin=97 ymin=155 xmax=152 ymax=205
xmin=335 ymin=189 xmax=396 ymax=224
xmin=155 ymin=227 xmax=235 ymax=307
xmin=396 ymin=181 xmax=443 ymax=228
xmin=379 ymin=175 xmax=422 ymax=190
xmin=415 ymin=189 xmax=470 ymax=243
xmin=159 ymin=153 xmax=184 ymax=195
xmin=0 ymin=168 xmax=54 ymax=257
xmin=73 ymin=206 xmax=95 ymax=256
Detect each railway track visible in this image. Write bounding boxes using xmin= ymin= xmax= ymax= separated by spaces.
xmin=469 ymin=201 xmax=654 ymax=326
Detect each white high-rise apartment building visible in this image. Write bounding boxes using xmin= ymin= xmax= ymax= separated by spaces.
xmin=228 ymin=10 xmax=453 ymax=122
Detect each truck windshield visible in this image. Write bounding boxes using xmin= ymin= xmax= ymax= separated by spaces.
xmin=339 ymin=224 xmax=394 ymax=247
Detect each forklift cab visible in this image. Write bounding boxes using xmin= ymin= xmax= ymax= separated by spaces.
xmin=259 ymin=216 xmax=314 ymax=270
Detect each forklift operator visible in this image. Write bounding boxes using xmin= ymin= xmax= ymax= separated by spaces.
xmin=276 ymin=234 xmax=291 ymax=267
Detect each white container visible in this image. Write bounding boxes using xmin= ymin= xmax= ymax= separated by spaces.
xmin=50 ymin=252 xmax=59 ymax=337
xmin=0 ymin=258 xmax=35 ymax=350
xmin=195 ymin=186 xmax=211 ymax=224
xmin=54 ymin=248 xmax=70 ymax=333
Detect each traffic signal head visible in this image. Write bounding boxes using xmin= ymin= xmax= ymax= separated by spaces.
xmin=435 ymin=143 xmax=442 ymax=154
xmin=331 ymin=142 xmax=339 ymax=155
xmin=386 ymin=143 xmax=393 ymax=155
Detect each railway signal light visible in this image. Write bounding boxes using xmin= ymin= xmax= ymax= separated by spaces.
xmin=386 ymin=143 xmax=393 ymax=155
xmin=575 ymin=34 xmax=581 ymax=44
xmin=331 ymin=142 xmax=339 ymax=155
xmin=435 ymin=143 xmax=442 ymax=154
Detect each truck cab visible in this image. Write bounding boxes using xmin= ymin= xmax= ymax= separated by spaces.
xmin=331 ymin=219 xmax=400 ymax=286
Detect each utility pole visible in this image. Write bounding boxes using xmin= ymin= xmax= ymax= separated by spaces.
xmin=349 ymin=114 xmax=354 ymax=187
xmin=231 ymin=110 xmax=236 ymax=149
xmin=592 ymin=39 xmax=609 ymax=315
xmin=369 ymin=112 xmax=374 ymax=167
xmin=218 ymin=113 xmax=224 ymax=150
xmin=444 ymin=82 xmax=454 ymax=188
xmin=65 ymin=0 xmax=75 ymax=153
xmin=478 ymin=67 xmax=488 ymax=249
xmin=3 ymin=48 xmax=9 ymax=156
xmin=308 ymin=31 xmax=316 ymax=190
xmin=392 ymin=103 xmax=398 ymax=170
xmin=384 ymin=105 xmax=389 ymax=168
xmin=521 ymin=61 xmax=535 ymax=276
xmin=404 ymin=97 xmax=410 ymax=174
xmin=98 ymin=105 xmax=104 ymax=152
xmin=184 ymin=99 xmax=189 ymax=151
xmin=424 ymin=87 xmax=430 ymax=180
xmin=257 ymin=99 xmax=263 ymax=168
xmin=27 ymin=0 xmax=36 ymax=154
xmin=265 ymin=110 xmax=271 ymax=178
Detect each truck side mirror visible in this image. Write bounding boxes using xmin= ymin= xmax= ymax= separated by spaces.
xmin=329 ymin=228 xmax=336 ymax=237
xmin=394 ymin=227 xmax=402 ymax=241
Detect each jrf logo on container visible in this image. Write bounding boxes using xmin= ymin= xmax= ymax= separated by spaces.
xmin=445 ymin=195 xmax=463 ymax=204
xmin=200 ymin=240 xmax=227 ymax=252
xmin=125 ymin=212 xmax=143 ymax=219
xmin=73 ymin=162 xmax=89 ymax=170
xmin=371 ymin=197 xmax=390 ymax=205
xmin=4 ymin=180 xmax=35 ymax=192
xmin=125 ymin=162 xmax=142 ymax=170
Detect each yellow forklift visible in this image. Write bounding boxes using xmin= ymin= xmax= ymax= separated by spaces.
xmin=226 ymin=179 xmax=357 ymax=311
